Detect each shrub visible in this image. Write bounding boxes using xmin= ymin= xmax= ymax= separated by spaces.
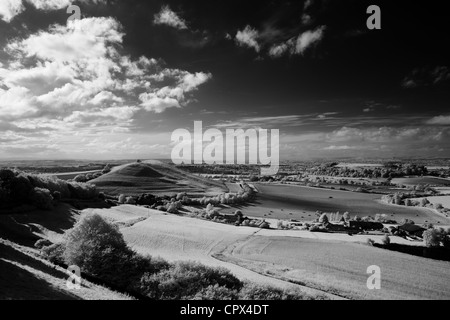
xmin=166 ymin=202 xmax=180 ymax=214
xmin=74 ymin=174 xmax=87 ymax=183
xmin=102 ymin=164 xmax=111 ymax=174
xmin=0 ymin=187 xmax=10 ymax=202
xmin=381 ymin=235 xmax=391 ymax=246
xmin=41 ymin=243 xmax=65 ymax=264
xmin=139 ymin=261 xmax=242 ymax=299
xmin=366 ymin=238 xmax=375 ymax=246
xmin=0 ymin=169 xmax=15 ymax=182
xmin=34 ymin=238 xmax=52 ymax=249
xmin=423 ymin=229 xmax=441 ymax=248
xmin=238 ymin=283 xmax=307 ymax=300
xmin=435 ymin=203 xmax=444 ymax=210
xmin=125 ymin=196 xmax=136 ymax=205
xmin=118 ymin=194 xmax=126 ymax=204
xmin=343 ymin=212 xmax=350 ymax=222
xmin=319 ymin=213 xmax=329 ymax=224
xmin=420 ymin=198 xmax=430 ymax=207
xmin=423 ymin=223 xmax=434 ymax=229
xmin=63 ymin=214 xmax=132 ymax=273
xmin=443 ymin=235 xmax=450 ymax=249
xmin=67 ymin=182 xmax=98 ymax=200
xmin=10 ymin=174 xmax=34 ymax=202
xmin=31 ymin=187 xmax=53 ymax=210
xmin=192 ymin=284 xmax=238 ymax=300
xmin=277 ymin=220 xmax=284 ymax=230
xmin=53 ymin=191 xmax=62 ymax=201
xmin=401 ymin=218 xmax=415 ymax=225
xmin=176 ymin=192 xmax=186 ymax=201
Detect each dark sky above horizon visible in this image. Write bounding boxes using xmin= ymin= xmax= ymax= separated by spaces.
xmin=0 ymin=0 xmax=449 ymax=160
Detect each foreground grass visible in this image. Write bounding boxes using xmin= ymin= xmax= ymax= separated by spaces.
xmin=0 ymin=239 xmax=132 ymax=300
xmin=219 ymin=235 xmax=450 ymax=300
xmin=39 ymin=214 xmax=317 ymax=300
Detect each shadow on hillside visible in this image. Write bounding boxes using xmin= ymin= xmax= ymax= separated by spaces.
xmin=0 ymin=243 xmax=80 ymax=300
xmin=374 ymin=243 xmax=450 ymax=262
xmin=0 ymin=203 xmax=79 ymax=246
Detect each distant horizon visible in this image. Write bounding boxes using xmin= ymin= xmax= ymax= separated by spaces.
xmin=1 ymin=156 xmax=449 ymax=164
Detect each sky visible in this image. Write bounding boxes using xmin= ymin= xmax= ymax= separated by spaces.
xmin=0 ymin=0 xmax=449 ymax=161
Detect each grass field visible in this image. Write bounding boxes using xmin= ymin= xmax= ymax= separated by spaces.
xmin=426 ymin=196 xmax=450 ymax=210
xmin=220 ymin=235 xmax=450 ymax=299
xmin=222 ymin=184 xmax=450 ymax=225
xmin=90 ymin=160 xmax=227 ymax=196
xmin=86 ymin=205 xmax=450 ymax=300
xmin=0 ymin=238 xmax=131 ymax=300
xmin=88 ymin=205 xmax=336 ymax=298
xmin=391 ymin=176 xmax=450 ymax=187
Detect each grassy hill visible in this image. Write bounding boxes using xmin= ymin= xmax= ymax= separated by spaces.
xmin=0 ymin=239 xmax=132 ymax=300
xmin=90 ymin=160 xmax=227 ymax=196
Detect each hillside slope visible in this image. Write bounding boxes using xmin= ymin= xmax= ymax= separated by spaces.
xmin=90 ymin=160 xmax=227 ymax=196
xmin=0 ymin=239 xmax=131 ymax=300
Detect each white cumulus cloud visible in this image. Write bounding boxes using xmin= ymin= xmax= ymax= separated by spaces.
xmin=153 ymin=5 xmax=188 ymax=30
xmin=235 ymin=25 xmax=261 ymax=52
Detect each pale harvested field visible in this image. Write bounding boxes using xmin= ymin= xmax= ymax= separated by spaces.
xmin=222 ymin=184 xmax=450 ymax=225
xmin=426 ymin=196 xmax=450 ymax=210
xmin=222 ymin=236 xmax=450 ymax=300
xmin=86 ymin=205 xmax=450 ymax=300
xmin=88 ymin=205 xmax=339 ymax=299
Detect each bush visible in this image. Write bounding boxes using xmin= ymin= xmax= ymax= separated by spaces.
xmin=41 ymin=243 xmax=65 ymax=264
xmin=52 ymin=191 xmax=62 ymax=201
xmin=238 ymin=283 xmax=308 ymax=300
xmin=176 ymin=192 xmax=186 ymax=201
xmin=139 ymin=261 xmax=242 ymax=299
xmin=10 ymin=174 xmax=34 ymax=202
xmin=34 ymin=238 xmax=52 ymax=249
xmin=319 ymin=213 xmax=329 ymax=224
xmin=443 ymin=235 xmax=450 ymax=249
xmin=420 ymin=198 xmax=430 ymax=207
xmin=63 ymin=214 xmax=132 ymax=272
xmin=381 ymin=235 xmax=390 ymax=246
xmin=0 ymin=169 xmax=15 ymax=182
xmin=74 ymin=174 xmax=87 ymax=183
xmin=343 ymin=212 xmax=350 ymax=222
xmin=125 ymin=196 xmax=136 ymax=205
xmin=423 ymin=229 xmax=441 ymax=248
xmin=192 ymin=284 xmax=238 ymax=300
xmin=166 ymin=202 xmax=180 ymax=214
xmin=366 ymin=238 xmax=375 ymax=246
xmin=68 ymin=182 xmax=98 ymax=200
xmin=118 ymin=194 xmax=126 ymax=204
xmin=102 ymin=164 xmax=111 ymax=174
xmin=401 ymin=219 xmax=415 ymax=225
xmin=31 ymin=187 xmax=53 ymax=210
xmin=0 ymin=187 xmax=10 ymax=202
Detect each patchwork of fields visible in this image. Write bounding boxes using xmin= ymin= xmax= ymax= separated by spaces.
xmin=222 ymin=184 xmax=450 ymax=225
xmin=86 ymin=205 xmax=450 ymax=300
